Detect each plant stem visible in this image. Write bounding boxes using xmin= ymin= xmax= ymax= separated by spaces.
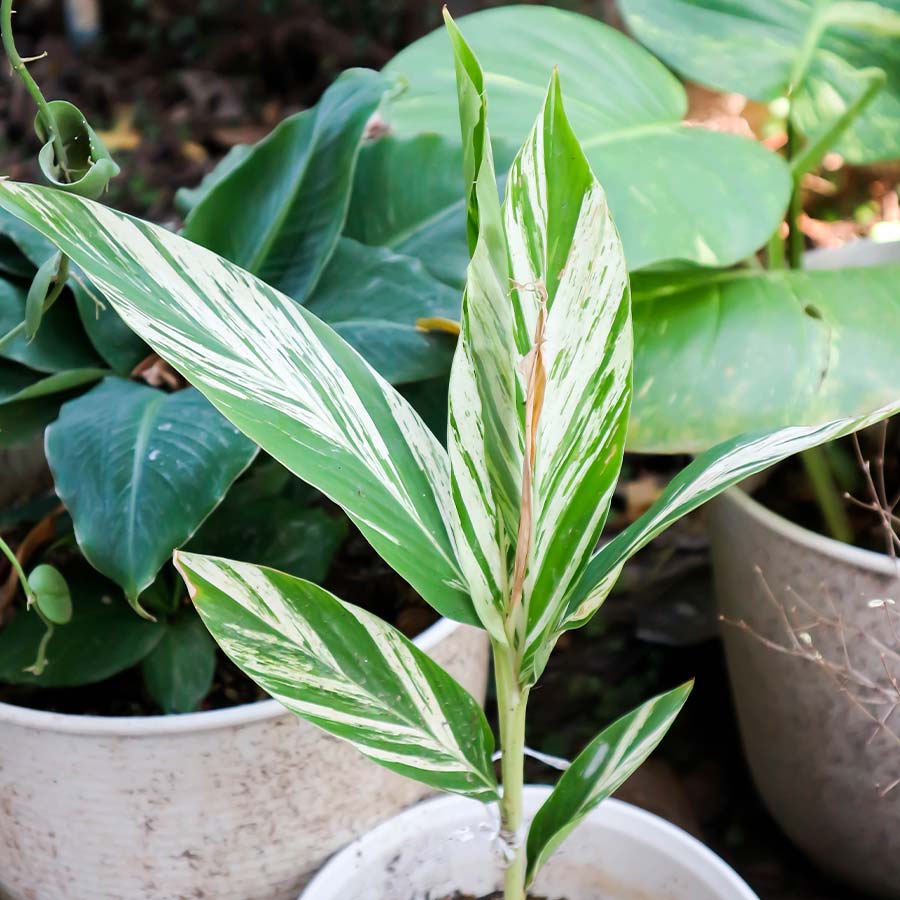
xmin=801 ymin=444 xmax=854 ymax=544
xmin=1 ymin=0 xmax=69 ymax=174
xmin=0 ymin=533 xmax=30 ymax=598
xmin=494 ymin=641 xmax=529 ymax=900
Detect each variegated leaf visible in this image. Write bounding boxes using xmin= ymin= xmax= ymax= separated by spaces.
xmin=0 ymin=182 xmax=476 ymax=627
xmin=526 ymin=683 xmax=691 ymax=883
xmin=564 ymin=398 xmax=900 ymax=634
xmin=445 ymin=15 xmax=631 ymax=659
xmin=177 ymin=552 xmax=498 ymax=801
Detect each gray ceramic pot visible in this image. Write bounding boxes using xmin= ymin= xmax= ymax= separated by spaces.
xmin=708 ymin=488 xmax=900 ymax=899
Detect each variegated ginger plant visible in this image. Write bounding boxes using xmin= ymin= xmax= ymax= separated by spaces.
xmin=0 ymin=12 xmax=898 ymax=898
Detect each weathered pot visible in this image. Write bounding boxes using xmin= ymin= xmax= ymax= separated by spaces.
xmin=302 ymin=785 xmax=757 ymax=899
xmin=708 ymin=487 xmax=900 ymax=898
xmin=0 ymin=618 xmax=489 ymax=900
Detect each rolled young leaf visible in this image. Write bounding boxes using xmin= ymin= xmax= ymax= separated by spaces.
xmin=35 ymin=100 xmax=120 ymax=199
xmin=177 ymin=551 xmax=499 ymax=801
xmin=445 ymin=14 xmax=632 ymax=664
xmin=525 ymin=682 xmax=692 ymax=883
xmin=0 ymin=181 xmax=476 ymax=627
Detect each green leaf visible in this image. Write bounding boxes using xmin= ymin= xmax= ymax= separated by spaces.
xmin=0 ymin=206 xmax=55 ymax=267
xmin=24 ymin=251 xmax=62 ymax=338
xmin=0 ymin=568 xmax=165 ymax=686
xmin=629 ymin=265 xmax=900 ymax=453
xmin=183 ymin=69 xmax=390 ymax=300
xmin=346 ymin=134 xmax=516 ymax=289
xmin=566 ymin=398 xmax=900 ymax=631
xmin=141 ymin=612 xmax=216 ymax=714
xmin=0 ymin=394 xmax=67 ymax=447
xmin=190 ymin=468 xmax=346 ymax=583
xmin=71 ymin=269 xmax=149 ymax=374
xmin=35 ymin=100 xmax=120 ymax=198
xmin=0 ymin=182 xmax=476 ymax=627
xmin=0 ymin=360 xmax=106 ymax=406
xmin=178 ymin=552 xmax=499 ymax=800
xmin=385 ymin=6 xmax=791 ymax=270
xmin=44 ymin=378 xmax=257 ymax=613
xmin=27 ymin=563 xmax=72 ymax=625
xmin=619 ymin=0 xmax=900 ymax=163
xmin=526 ymin=683 xmax=692 ymax=883
xmin=444 ymin=18 xmax=631 ymax=662
xmin=306 ymin=237 xmax=459 ymax=384
xmin=174 ymin=144 xmax=253 ymax=216
xmin=0 ymin=276 xmax=102 ymax=372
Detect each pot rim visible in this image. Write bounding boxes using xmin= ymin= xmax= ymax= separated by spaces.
xmin=0 ymin=615 xmax=462 ymax=736
xmin=721 ymin=486 xmax=898 ymax=577
xmin=303 ymin=785 xmax=758 ymax=899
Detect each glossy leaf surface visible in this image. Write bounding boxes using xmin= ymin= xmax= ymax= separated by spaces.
xmin=629 ymin=264 xmax=900 ymax=452
xmin=178 ymin=552 xmax=498 ymax=800
xmin=45 ymin=378 xmax=256 ymax=611
xmin=183 ymin=69 xmax=389 ymax=301
xmin=386 ymin=5 xmax=791 ymax=270
xmin=0 ymin=182 xmax=475 ymax=627
xmin=619 ymin=0 xmax=900 ymax=163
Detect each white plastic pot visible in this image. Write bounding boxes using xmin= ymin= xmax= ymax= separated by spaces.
xmin=302 ymin=785 xmax=758 ymax=900
xmin=0 ymin=618 xmax=489 ymax=900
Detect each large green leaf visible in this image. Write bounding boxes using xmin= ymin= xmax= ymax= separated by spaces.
xmin=345 ymin=134 xmax=515 ymax=289
xmin=619 ymin=0 xmax=900 ymax=163
xmin=566 ymin=398 xmax=900 ymax=630
xmin=45 ymin=378 xmax=257 ymax=611
xmin=444 ymin=18 xmax=631 ymax=665
xmin=629 ymin=264 xmax=900 ymax=452
xmin=178 ymin=552 xmax=498 ymax=800
xmin=0 ymin=568 xmax=164 ymax=687
xmin=0 ymin=276 xmax=102 ymax=372
xmin=183 ymin=69 xmax=390 ymax=301
xmin=526 ymin=683 xmax=692 ymax=883
xmin=385 ymin=5 xmax=791 ymax=270
xmin=306 ymin=237 xmax=458 ymax=384
xmin=0 ymin=182 xmax=475 ymax=627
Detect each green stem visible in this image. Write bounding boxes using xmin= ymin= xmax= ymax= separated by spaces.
xmin=494 ymin=641 xmax=529 ymax=900
xmin=0 ymin=533 xmax=30 ymax=595
xmin=0 ymin=0 xmax=69 ymax=175
xmin=801 ymin=444 xmax=854 ymax=544
xmin=0 ymin=319 xmax=25 ymax=353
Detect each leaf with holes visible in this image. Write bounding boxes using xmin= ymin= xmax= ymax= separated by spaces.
xmin=45 ymin=378 xmax=256 ymax=615
xmin=178 ymin=552 xmax=498 ymax=800
xmin=628 ymin=264 xmax=900 ymax=452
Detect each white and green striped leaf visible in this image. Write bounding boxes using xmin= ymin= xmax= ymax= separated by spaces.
xmin=564 ymin=398 xmax=900 ymax=632
xmin=177 ymin=551 xmax=499 ymax=801
xmin=445 ymin=16 xmax=631 ymax=658
xmin=0 ymin=182 xmax=476 ymax=627
xmin=526 ymin=683 xmax=691 ymax=883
